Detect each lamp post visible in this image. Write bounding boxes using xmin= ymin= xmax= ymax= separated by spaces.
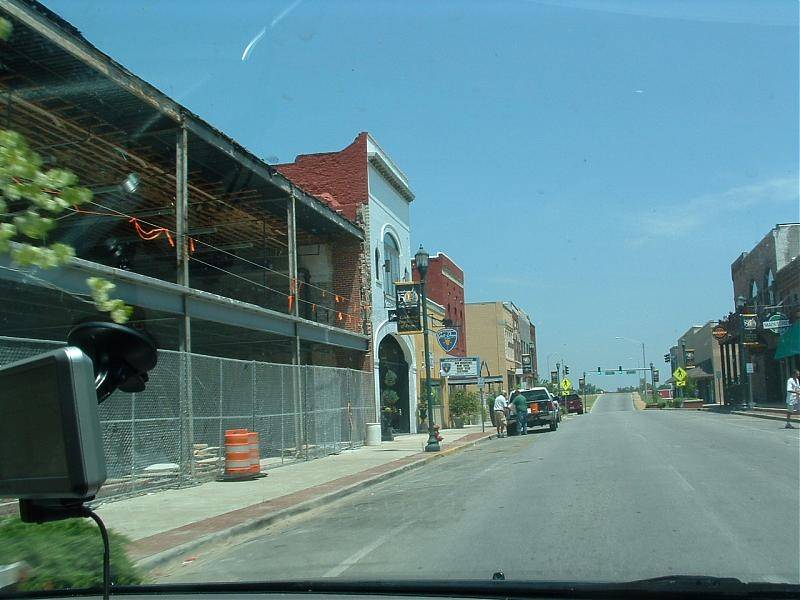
xmin=415 ymin=245 xmax=440 ymax=452
xmin=736 ymin=295 xmax=754 ymax=409
xmin=615 ymin=336 xmax=648 ymax=400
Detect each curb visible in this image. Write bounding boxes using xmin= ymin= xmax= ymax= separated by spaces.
xmin=730 ymin=410 xmax=797 ymax=423
xmin=699 ymin=407 xmax=798 ymax=423
xmin=135 ymin=431 xmax=493 ymax=572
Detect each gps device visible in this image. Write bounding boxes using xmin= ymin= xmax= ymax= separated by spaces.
xmin=0 ymin=346 xmax=106 ymax=499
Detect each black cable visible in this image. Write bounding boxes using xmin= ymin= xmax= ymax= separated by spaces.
xmin=85 ymin=508 xmax=110 ymax=600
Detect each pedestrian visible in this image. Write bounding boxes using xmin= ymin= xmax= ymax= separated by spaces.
xmin=493 ymin=390 xmax=508 ymax=438
xmin=785 ymin=369 xmax=800 ymax=429
xmin=512 ymin=388 xmax=528 ymax=435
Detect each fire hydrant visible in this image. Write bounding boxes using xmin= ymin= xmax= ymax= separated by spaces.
xmin=433 ymin=425 xmax=443 ymax=442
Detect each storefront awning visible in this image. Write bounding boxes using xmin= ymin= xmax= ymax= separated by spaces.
xmin=775 ymin=322 xmax=800 ymax=360
xmin=686 ymin=367 xmax=713 ymax=379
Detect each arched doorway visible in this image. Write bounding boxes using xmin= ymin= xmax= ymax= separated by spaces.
xmin=378 ymin=335 xmax=410 ymax=433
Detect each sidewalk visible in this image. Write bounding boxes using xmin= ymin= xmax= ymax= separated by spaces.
xmin=95 ymin=425 xmax=493 ymax=571
xmin=702 ymin=404 xmax=799 ymax=423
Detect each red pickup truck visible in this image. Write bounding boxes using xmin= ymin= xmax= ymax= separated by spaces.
xmin=557 ymin=393 xmax=584 ymax=414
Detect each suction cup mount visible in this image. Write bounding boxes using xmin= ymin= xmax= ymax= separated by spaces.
xmin=66 ymin=321 xmax=157 ymax=403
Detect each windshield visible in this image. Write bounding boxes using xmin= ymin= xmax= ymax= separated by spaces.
xmin=0 ymin=0 xmax=798 ymax=595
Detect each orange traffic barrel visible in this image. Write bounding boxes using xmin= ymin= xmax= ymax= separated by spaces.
xmin=247 ymin=431 xmax=261 ymax=476
xmin=224 ymin=429 xmax=252 ymax=479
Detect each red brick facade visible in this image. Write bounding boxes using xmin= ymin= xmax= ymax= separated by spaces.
xmin=279 ymin=135 xmax=373 ymax=372
xmin=412 ymin=253 xmax=467 ymax=357
xmin=277 ymin=133 xmax=369 ymax=222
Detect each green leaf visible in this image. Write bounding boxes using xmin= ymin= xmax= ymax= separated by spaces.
xmin=14 ymin=210 xmax=55 ymax=239
xmin=87 ymin=276 xmax=115 ymax=296
xmin=50 ymin=242 xmax=75 ymax=264
xmin=41 ymin=168 xmax=78 ymax=189
xmin=60 ymin=186 xmax=92 ymax=206
xmin=0 ymin=17 xmax=11 ymax=41
xmin=0 ymin=222 xmax=15 ymax=253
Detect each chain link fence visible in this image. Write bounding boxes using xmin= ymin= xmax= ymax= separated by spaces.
xmin=0 ymin=335 xmax=375 ymax=502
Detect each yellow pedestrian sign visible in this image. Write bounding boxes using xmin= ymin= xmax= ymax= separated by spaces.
xmin=673 ymin=367 xmax=687 ymax=387
xmin=560 ymin=378 xmax=572 ymax=392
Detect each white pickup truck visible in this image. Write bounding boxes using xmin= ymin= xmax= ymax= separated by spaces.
xmin=508 ymin=387 xmax=560 ymax=433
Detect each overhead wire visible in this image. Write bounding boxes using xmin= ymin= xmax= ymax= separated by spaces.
xmin=78 ymin=197 xmax=364 ymax=311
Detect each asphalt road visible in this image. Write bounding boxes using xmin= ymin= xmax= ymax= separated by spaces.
xmin=163 ymin=393 xmax=800 ymax=584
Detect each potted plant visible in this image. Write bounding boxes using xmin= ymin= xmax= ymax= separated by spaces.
xmin=380 ymin=376 xmax=399 ymax=441
xmin=449 ymin=390 xmax=479 ymax=429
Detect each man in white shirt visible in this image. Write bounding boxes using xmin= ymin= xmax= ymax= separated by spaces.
xmin=493 ymin=390 xmax=508 ymax=438
xmin=785 ymin=369 xmax=799 ymax=429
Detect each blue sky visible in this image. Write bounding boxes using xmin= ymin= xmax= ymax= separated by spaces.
xmin=44 ymin=0 xmax=799 ymax=387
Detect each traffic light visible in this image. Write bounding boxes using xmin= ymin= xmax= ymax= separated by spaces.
xmin=564 ymin=366 xmax=569 ymax=375
xmin=618 ymin=365 xmax=622 ymax=372
xmin=597 ymin=367 xmax=601 ymax=373
xmin=664 ymin=353 xmax=670 ymax=363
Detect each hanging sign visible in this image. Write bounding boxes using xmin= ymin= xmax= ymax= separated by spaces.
xmin=395 ymin=282 xmax=422 ymax=334
xmin=436 ymin=328 xmax=459 ymax=353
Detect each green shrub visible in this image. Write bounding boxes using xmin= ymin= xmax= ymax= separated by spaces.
xmin=0 ymin=516 xmax=145 ymax=592
xmin=672 ymin=398 xmax=684 ymax=408
xmin=449 ymin=390 xmax=480 ymax=419
xmin=658 ymin=401 xmax=666 ymax=409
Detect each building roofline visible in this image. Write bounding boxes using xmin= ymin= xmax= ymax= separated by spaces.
xmin=366 ymin=134 xmax=415 ymax=202
xmin=430 ymin=252 xmax=465 ymax=272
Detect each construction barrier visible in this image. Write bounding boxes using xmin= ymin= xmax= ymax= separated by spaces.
xmin=224 ymin=429 xmax=252 ymax=480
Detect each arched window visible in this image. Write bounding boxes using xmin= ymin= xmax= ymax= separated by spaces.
xmin=765 ymin=269 xmax=775 ymax=304
xmin=383 ymin=233 xmax=401 ymax=296
xmin=750 ymin=280 xmax=758 ymax=300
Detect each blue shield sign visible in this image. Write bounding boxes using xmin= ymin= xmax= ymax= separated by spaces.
xmin=436 ymin=328 xmax=459 ymax=353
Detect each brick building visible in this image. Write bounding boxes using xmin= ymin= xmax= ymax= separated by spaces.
xmin=279 ymin=133 xmax=419 ymax=432
xmin=718 ymin=223 xmax=800 ymax=405
xmin=411 ymin=252 xmax=467 ymax=357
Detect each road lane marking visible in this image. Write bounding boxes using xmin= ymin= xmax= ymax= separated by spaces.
xmin=668 ymin=464 xmax=695 ymax=492
xmin=322 ymin=521 xmax=413 ymax=578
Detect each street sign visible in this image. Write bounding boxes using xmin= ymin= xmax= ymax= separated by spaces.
xmin=550 ymin=370 xmax=558 ymax=384
xmin=676 ymin=380 xmax=687 ymax=387
xmin=578 ymin=377 xmax=585 ymax=388
xmin=394 ymin=282 xmax=422 ymax=334
xmin=745 ymin=362 xmax=754 ymax=374
xmin=561 ymin=378 xmax=572 ymax=392
xmin=477 ymin=376 xmax=485 ymax=387
xmin=521 ymin=353 xmax=532 ymax=374
xmin=604 ymin=370 xmax=615 ymax=376
xmin=436 ymin=328 xmax=459 ymax=353
xmin=763 ymin=312 xmax=790 ymax=334
xmin=673 ymin=367 xmax=687 ymax=382
xmin=626 ymin=369 xmax=637 ymax=375
xmin=711 ymin=325 xmax=727 ymax=340
xmin=440 ymin=356 xmax=480 ymax=378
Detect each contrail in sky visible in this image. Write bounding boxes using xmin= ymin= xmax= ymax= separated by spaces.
xmin=241 ymin=0 xmax=304 ymax=61
xmin=241 ymin=27 xmax=266 ymax=61
xmin=271 ymin=0 xmax=304 ymax=28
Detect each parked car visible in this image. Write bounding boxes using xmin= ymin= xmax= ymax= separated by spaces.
xmin=507 ymin=387 xmax=559 ymax=434
xmin=558 ymin=393 xmax=584 ymax=414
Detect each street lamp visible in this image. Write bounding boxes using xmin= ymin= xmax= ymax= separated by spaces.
xmin=735 ymin=295 xmax=754 ymax=408
xmin=415 ymin=245 xmax=439 ymax=452
xmin=615 ymin=336 xmax=648 ymax=399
